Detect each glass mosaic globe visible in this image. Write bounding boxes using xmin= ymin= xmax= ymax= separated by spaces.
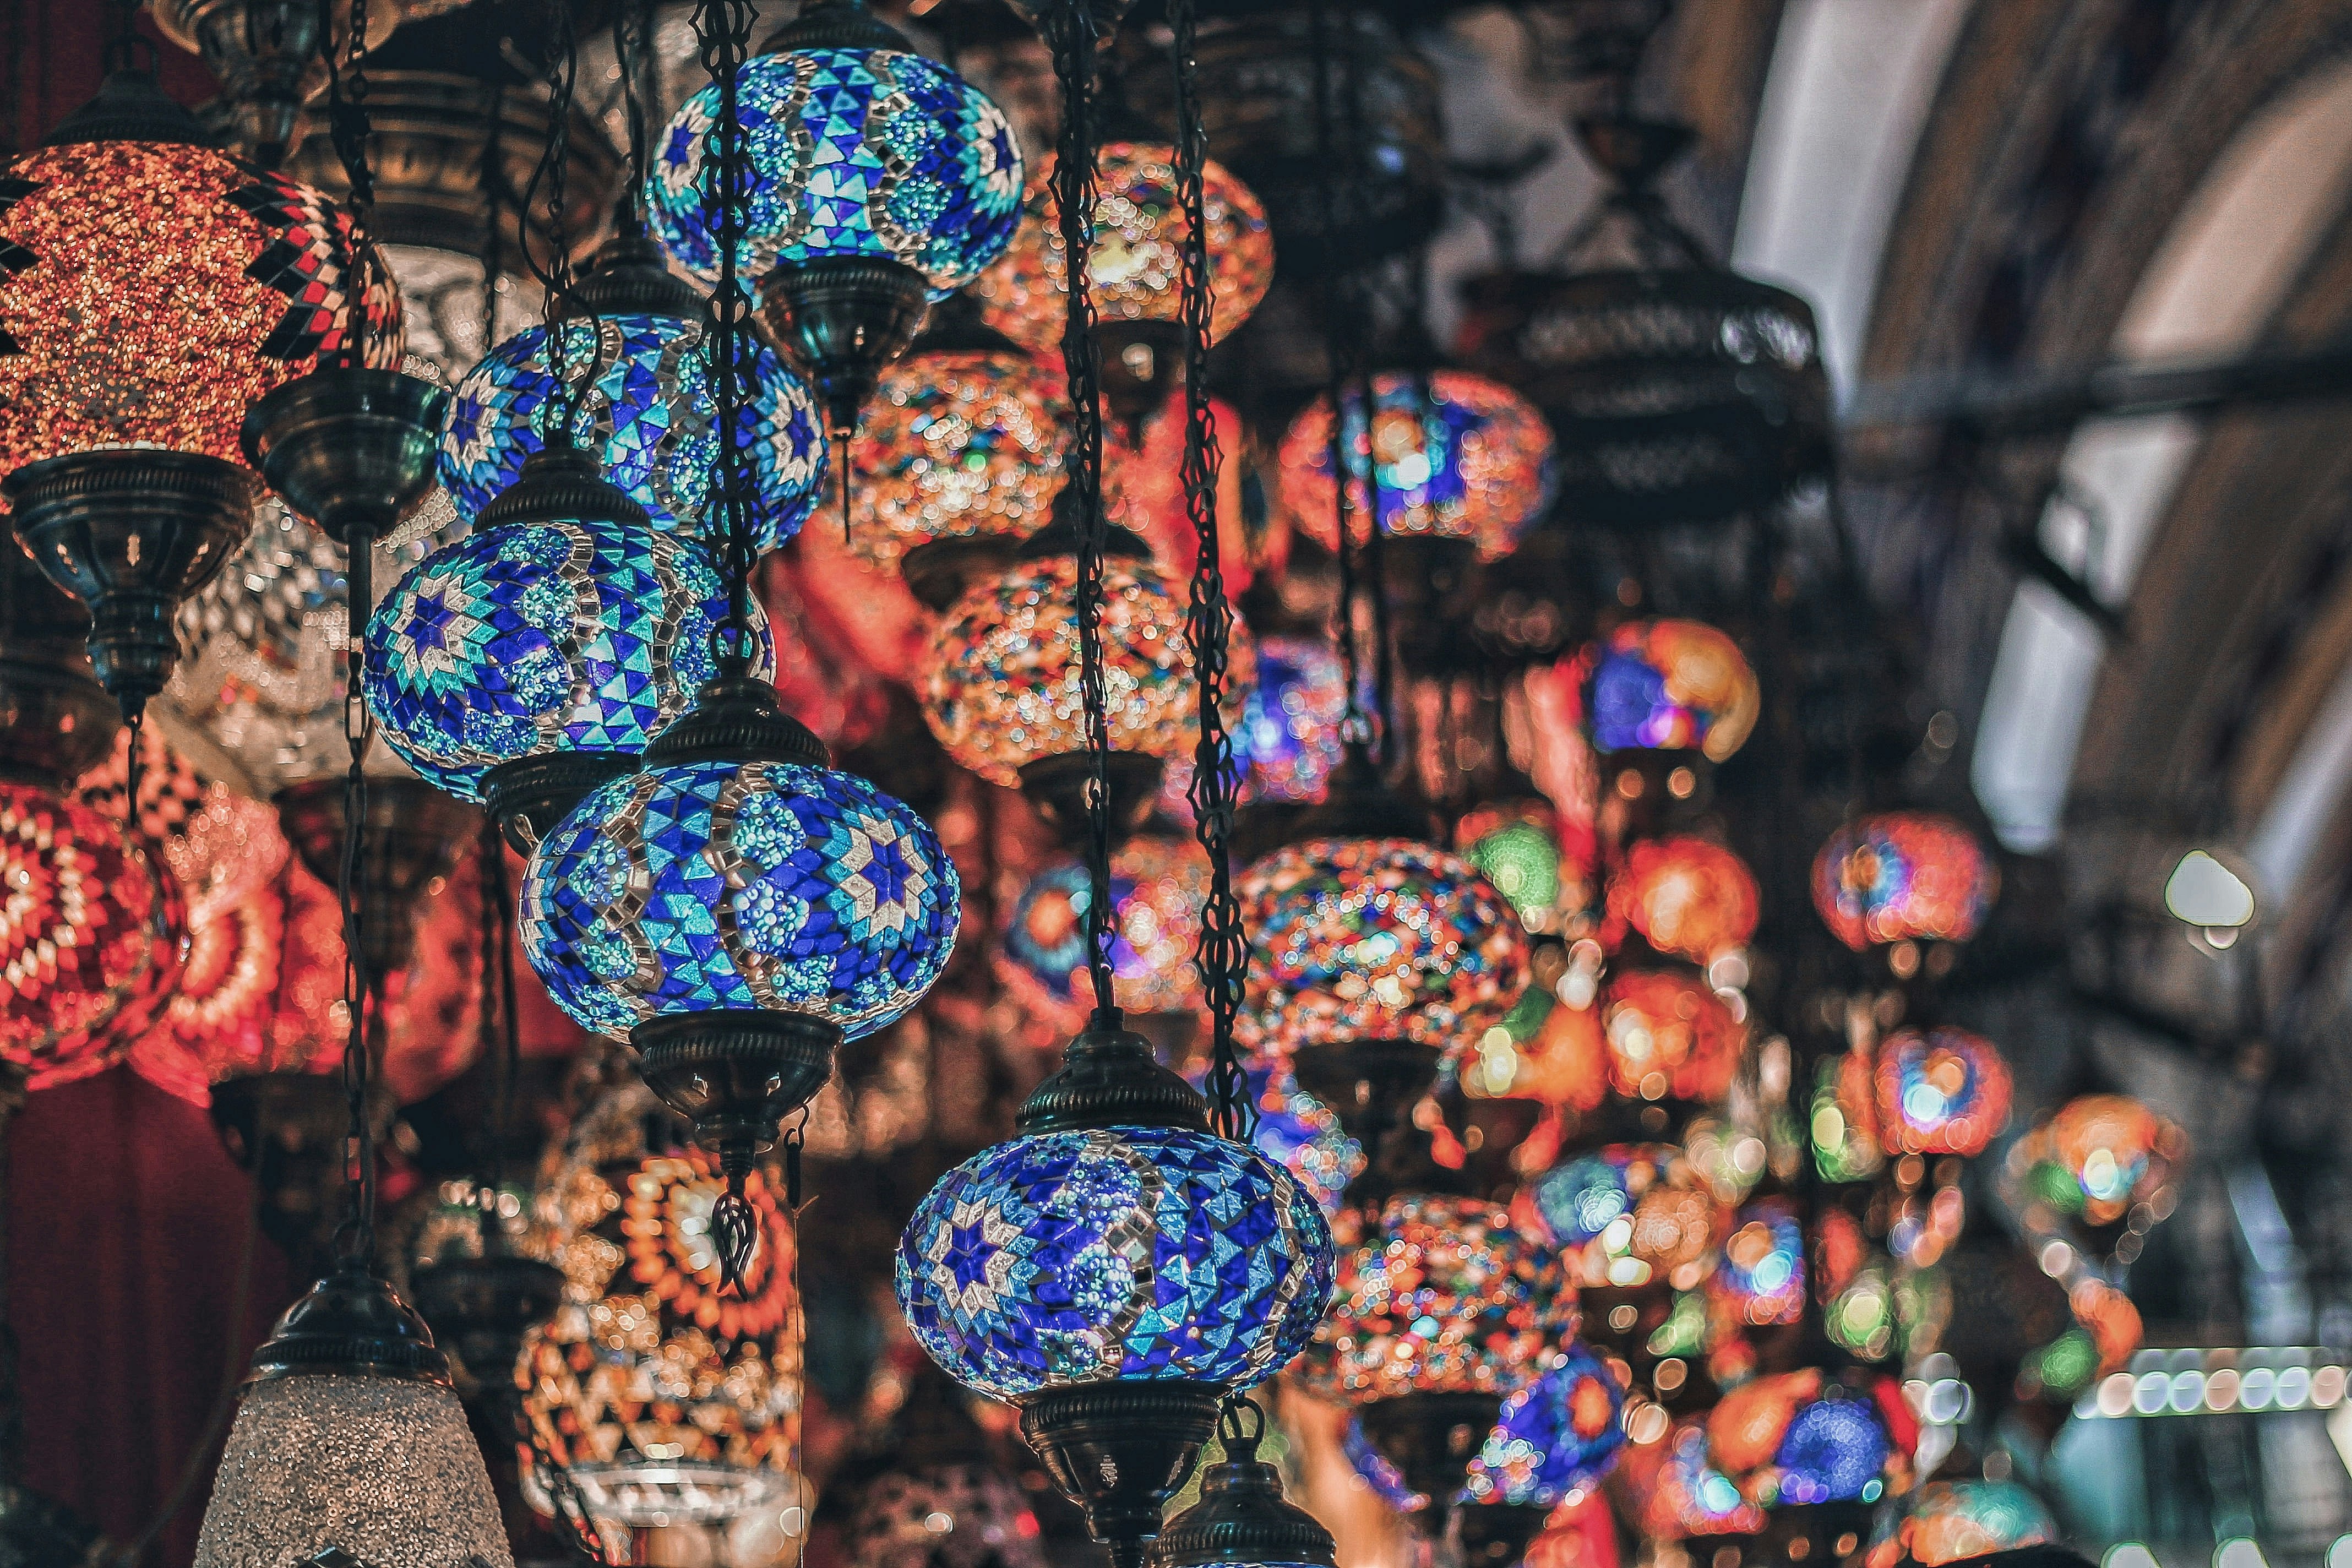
xmin=1512 ymin=1145 xmax=1728 ymax=1292
xmin=895 ymin=1124 xmax=1333 ymax=1401
xmin=1875 ymin=1027 xmax=2011 ymax=1157
xmin=1239 ymin=636 xmax=1352 ymax=805
xmin=1711 ymin=1201 xmax=1806 ymax=1328
xmin=0 ymin=137 xmax=401 ymax=473
xmin=997 ymin=835 xmax=1207 ymax=1025
xmin=440 ymin=315 xmax=827 ymax=548
xmin=364 ymin=511 xmax=772 ymax=802
xmin=1460 ymin=1343 xmax=1627 ymax=1507
xmin=1299 ymin=1194 xmax=1572 ymax=1407
xmin=1236 ymin=837 xmax=1531 ymax=1060
xmin=973 ymin=142 xmax=1273 ymax=352
xmin=1606 ymin=835 xmax=1759 ymax=962
xmin=1279 ymin=371 xmax=1556 ymax=563
xmin=519 ymin=756 xmax=959 ymax=1041
xmin=1599 ymin=970 xmax=1746 ymax=1104
xmin=846 ymin=351 xmax=1068 ymax=571
xmin=2016 ymin=1093 xmax=2185 ymax=1228
xmin=1707 ymin=1371 xmax=1910 ymax=1509
xmin=0 ymin=781 xmax=183 ymax=1090
xmin=1871 ymin=1480 xmax=2056 ymax=1568
xmin=646 ymin=50 xmax=1023 ymax=293
xmin=1586 ymin=620 xmax=1758 ymax=761
xmin=1241 ymin=1065 xmax=1363 ymax=1216
xmin=1813 ymin=813 xmax=1998 ymax=951
xmin=919 ymin=551 xmax=1224 ymax=788
xmin=1458 ymin=799 xmax=1586 ymax=936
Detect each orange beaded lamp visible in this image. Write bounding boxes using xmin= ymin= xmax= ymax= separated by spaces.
xmin=1606 ymin=836 xmax=1760 ymax=963
xmin=1598 ymin=970 xmax=1745 ymax=1106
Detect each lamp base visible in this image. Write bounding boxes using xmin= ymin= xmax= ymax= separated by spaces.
xmin=242 ymin=366 xmax=450 ymax=546
xmin=275 ymin=776 xmax=482 ymax=977
xmin=1357 ymin=1390 xmax=1502 ymax=1532
xmin=756 ymin=255 xmax=931 ymax=438
xmin=1015 ymin=1379 xmax=1223 ymax=1567
xmin=630 ymin=1008 xmax=842 ymax=1162
xmin=482 ymin=749 xmax=636 ymax=855
xmin=1017 ymin=750 xmax=1164 ymax=850
xmin=900 ymin=533 xmax=1025 ymax=614
xmin=2 ymin=448 xmax=258 ymax=718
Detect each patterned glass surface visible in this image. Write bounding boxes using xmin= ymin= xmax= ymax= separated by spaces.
xmin=366 ymin=519 xmax=773 ymax=800
xmin=440 ymin=314 xmax=826 ymax=547
xmin=1606 ymin=836 xmax=1758 ymax=962
xmin=1300 ymin=1194 xmax=1571 ymax=1406
xmin=1875 ymin=1027 xmax=2011 ymax=1156
xmin=997 ymin=836 xmax=1206 ymax=1024
xmin=847 ymin=350 xmax=1067 ymax=570
xmin=521 ymin=758 xmax=959 ymax=1039
xmin=648 ymin=49 xmax=1023 ymax=293
xmin=1280 ymin=371 xmax=1555 ymax=563
xmin=1237 ymin=837 xmax=1530 ymax=1060
xmin=1461 ymin=1343 xmax=1627 ymax=1506
xmin=1812 ymin=812 xmax=1996 ymax=951
xmin=1514 ymin=1145 xmax=1726 ymax=1292
xmin=896 ymin=1125 xmax=1333 ymax=1401
xmin=1587 ymin=620 xmax=1758 ymax=762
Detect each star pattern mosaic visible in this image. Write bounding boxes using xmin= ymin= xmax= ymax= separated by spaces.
xmin=895 ymin=1125 xmax=1333 ymax=1402
xmin=521 ymin=758 xmax=958 ymax=1041
xmin=440 ymin=313 xmax=826 ymax=549
xmin=648 ymin=48 xmax=1023 ymax=294
xmin=364 ymin=518 xmax=770 ymax=800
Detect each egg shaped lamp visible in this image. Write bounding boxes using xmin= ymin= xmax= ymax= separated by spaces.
xmin=366 ymin=441 xmax=775 ymax=852
xmin=647 ymin=0 xmax=1025 ymax=437
xmin=898 ymin=1023 xmax=1335 ymax=1568
xmin=439 ymin=231 xmax=828 ymax=549
xmin=2 ymin=71 xmax=402 ymax=719
xmin=1151 ymin=1403 xmax=1337 ymax=1568
xmin=521 ymin=669 xmax=959 ymax=1192
xmin=192 ymin=1260 xmax=512 ymax=1568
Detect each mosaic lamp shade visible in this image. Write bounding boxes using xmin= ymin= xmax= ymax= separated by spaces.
xmin=1512 ymin=1144 xmax=1728 ymax=1292
xmin=1586 ymin=620 xmax=1758 ymax=761
xmin=438 ymin=262 xmax=828 ymax=549
xmin=1812 ymin=813 xmax=1998 ymax=951
xmin=1598 ymin=970 xmax=1746 ymax=1104
xmin=1868 ymin=1480 xmax=2056 ymax=1568
xmin=1236 ymin=837 xmax=1531 ymax=1061
xmin=1238 ymin=1064 xmax=1363 ymax=1217
xmin=973 ymin=141 xmax=1274 ymax=353
xmin=847 ymin=349 xmax=1069 ymax=573
xmin=1641 ymin=1420 xmax=1765 ymax=1539
xmin=1705 ymin=1370 xmax=1913 ymax=1510
xmin=0 ymin=102 xmax=402 ymax=477
xmin=1457 ymin=799 xmax=1581 ymax=937
xmin=1298 ymin=1194 xmax=1572 ymax=1408
xmin=997 ymin=835 xmax=1207 ymax=1025
xmin=2017 ymin=1093 xmax=2185 ymax=1229
xmin=1606 ymin=835 xmax=1758 ymax=963
xmin=645 ymin=48 xmax=1023 ymax=296
xmin=1460 ymin=1343 xmax=1627 ymax=1507
xmin=1279 ymin=371 xmax=1556 ymax=564
xmin=0 ymin=780 xmax=185 ymax=1091
xmin=1874 ymin=1027 xmax=2011 ymax=1157
xmin=1238 ymin=636 xmax=1352 ymax=806
xmin=364 ymin=454 xmax=775 ymax=807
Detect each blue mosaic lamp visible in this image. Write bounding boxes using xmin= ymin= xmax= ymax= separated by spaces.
xmin=645 ymin=0 xmax=1025 ymax=435
xmin=896 ymin=1023 xmax=1335 ymax=1568
xmin=438 ymin=233 xmax=827 ymax=549
xmin=365 ymin=441 xmax=776 ymax=852
xmin=519 ymin=664 xmax=960 ymax=1265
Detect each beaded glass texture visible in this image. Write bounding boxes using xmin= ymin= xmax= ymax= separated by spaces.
xmin=647 ymin=50 xmax=1023 ymax=293
xmin=520 ymin=759 xmax=959 ymax=1039
xmin=1513 ymin=1145 xmax=1727 ymax=1292
xmin=440 ymin=314 xmax=826 ymax=547
xmin=1812 ymin=813 xmax=1997 ymax=951
xmin=1875 ymin=1027 xmax=2011 ymax=1157
xmin=896 ymin=1125 xmax=1334 ymax=1401
xmin=1460 ymin=1343 xmax=1627 ymax=1506
xmin=847 ymin=351 xmax=1068 ymax=570
xmin=997 ymin=836 xmax=1207 ymax=1025
xmin=1587 ymin=620 xmax=1758 ymax=762
xmin=1599 ymin=970 xmax=1745 ymax=1103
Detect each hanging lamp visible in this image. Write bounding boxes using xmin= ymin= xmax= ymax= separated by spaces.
xmin=1150 ymin=1401 xmax=1337 ymax=1568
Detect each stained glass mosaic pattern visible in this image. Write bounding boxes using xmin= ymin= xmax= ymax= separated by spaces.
xmin=1237 ymin=837 xmax=1530 ymax=1060
xmin=0 ymin=141 xmax=400 ymax=470
xmin=921 ymin=553 xmax=1226 ymax=787
xmin=997 ymin=836 xmax=1207 ymax=1024
xmin=1607 ymin=836 xmax=1758 ymax=962
xmin=1300 ymin=1194 xmax=1571 ymax=1406
xmin=973 ymin=143 xmax=1273 ymax=351
xmin=365 ymin=519 xmax=771 ymax=801
xmin=1461 ymin=1343 xmax=1627 ymax=1506
xmin=1280 ymin=371 xmax=1555 ymax=563
xmin=848 ymin=351 xmax=1068 ymax=570
xmin=1599 ymin=970 xmax=1745 ymax=1103
xmin=520 ymin=758 xmax=959 ymax=1040
xmin=1812 ymin=813 xmax=1997 ymax=951
xmin=1245 ymin=1065 xmax=1363 ymax=1216
xmin=1513 ymin=1145 xmax=1726 ymax=1292
xmin=1875 ymin=1027 xmax=2011 ymax=1156
xmin=647 ymin=49 xmax=1022 ymax=293
xmin=895 ymin=1125 xmax=1333 ymax=1401
xmin=0 ymin=782 xmax=181 ymax=1089
xmin=1459 ymin=799 xmax=1578 ymax=935
xmin=440 ymin=314 xmax=826 ymax=548
xmin=1587 ymin=620 xmax=1758 ymax=762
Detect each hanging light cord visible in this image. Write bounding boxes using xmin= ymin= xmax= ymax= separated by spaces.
xmin=1169 ymin=0 xmax=1249 ymax=1144
xmin=476 ymin=80 xmax=508 ymax=353
xmin=333 ymin=544 xmax=379 ymax=1265
xmin=522 ymin=0 xmax=581 ymax=437
xmin=1046 ymin=1 xmax=1117 ymax=1026
xmin=475 ymin=818 xmax=514 ymax=1236
xmin=612 ymin=0 xmax=654 ymax=235
xmin=1306 ymin=0 xmax=1368 ymax=753
xmin=316 ymin=0 xmax=382 ymax=371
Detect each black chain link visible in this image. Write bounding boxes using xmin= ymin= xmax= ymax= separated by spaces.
xmin=612 ymin=0 xmax=653 ymax=233
xmin=524 ymin=0 xmax=581 ymax=432
xmin=1168 ymin=0 xmax=1249 ymax=1144
xmin=333 ymin=543 xmax=378 ymax=1266
xmin=317 ymin=0 xmax=382 ymax=368
xmin=697 ymin=0 xmax=759 ymax=676
xmin=1043 ymin=3 xmax=1118 ymax=1025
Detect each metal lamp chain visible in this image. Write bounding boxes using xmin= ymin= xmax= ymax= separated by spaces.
xmin=696 ymin=0 xmax=759 ymax=677
xmin=1048 ymin=1 xmax=1117 ymax=1024
xmin=336 ymin=544 xmax=378 ymax=1264
xmin=524 ymin=0 xmax=580 ymax=432
xmin=316 ymin=0 xmax=379 ymax=367
xmin=1168 ymin=0 xmax=1249 ymax=1144
xmin=613 ymin=0 xmax=654 ymax=232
